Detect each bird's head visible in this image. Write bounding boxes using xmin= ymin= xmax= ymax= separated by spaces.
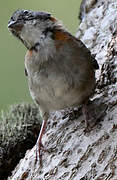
xmin=8 ymin=10 xmax=62 ymax=50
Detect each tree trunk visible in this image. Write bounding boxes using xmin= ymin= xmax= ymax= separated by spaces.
xmin=8 ymin=0 xmax=117 ymax=179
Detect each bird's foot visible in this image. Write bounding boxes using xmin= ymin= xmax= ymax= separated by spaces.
xmin=82 ymin=99 xmax=107 ymax=133
xmin=84 ymin=123 xmax=92 ymax=133
xmin=62 ymin=108 xmax=81 ymax=120
xmin=35 ymin=141 xmax=48 ymax=165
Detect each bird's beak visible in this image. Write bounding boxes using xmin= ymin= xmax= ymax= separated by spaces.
xmin=8 ymin=20 xmax=17 ymax=28
xmin=8 ymin=20 xmax=23 ymax=32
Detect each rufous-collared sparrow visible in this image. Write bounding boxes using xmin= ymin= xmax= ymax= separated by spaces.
xmin=8 ymin=10 xmax=99 ymax=163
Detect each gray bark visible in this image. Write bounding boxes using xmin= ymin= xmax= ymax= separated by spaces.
xmin=8 ymin=0 xmax=117 ymax=179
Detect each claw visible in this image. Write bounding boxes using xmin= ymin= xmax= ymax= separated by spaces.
xmin=62 ymin=108 xmax=80 ymax=120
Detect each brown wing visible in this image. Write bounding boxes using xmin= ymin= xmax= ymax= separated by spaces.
xmin=74 ymin=37 xmax=99 ymax=70
xmin=54 ymin=29 xmax=99 ymax=70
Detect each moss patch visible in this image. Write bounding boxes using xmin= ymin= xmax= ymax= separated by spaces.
xmin=0 ymin=103 xmax=41 ymax=180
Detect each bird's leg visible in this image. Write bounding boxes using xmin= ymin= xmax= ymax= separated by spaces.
xmin=82 ymin=101 xmax=90 ymax=129
xmin=82 ymin=100 xmax=99 ymax=132
xmin=36 ymin=112 xmax=49 ymax=163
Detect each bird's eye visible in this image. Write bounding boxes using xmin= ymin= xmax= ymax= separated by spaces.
xmin=11 ymin=16 xmax=14 ymax=21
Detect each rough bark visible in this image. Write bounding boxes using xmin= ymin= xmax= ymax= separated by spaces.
xmin=8 ymin=0 xmax=117 ymax=179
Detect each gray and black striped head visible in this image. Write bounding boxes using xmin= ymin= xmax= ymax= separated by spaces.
xmin=8 ymin=10 xmax=59 ymax=49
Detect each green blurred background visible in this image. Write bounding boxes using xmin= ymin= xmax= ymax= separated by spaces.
xmin=0 ymin=0 xmax=81 ymax=112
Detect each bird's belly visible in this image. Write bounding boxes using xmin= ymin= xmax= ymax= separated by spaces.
xmin=28 ymin=69 xmax=95 ymax=111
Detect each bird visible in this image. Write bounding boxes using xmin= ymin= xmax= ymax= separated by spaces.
xmin=8 ymin=9 xmax=99 ymax=162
